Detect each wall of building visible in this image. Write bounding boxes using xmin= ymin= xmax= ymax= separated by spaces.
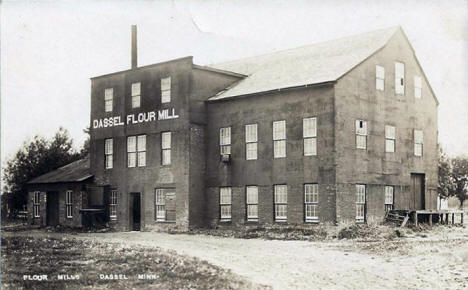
xmin=334 ymin=29 xmax=438 ymax=223
xmin=27 ymin=183 xmax=87 ymax=227
xmin=205 ymin=85 xmax=336 ymax=226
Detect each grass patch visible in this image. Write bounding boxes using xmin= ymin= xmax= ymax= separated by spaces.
xmin=1 ymin=235 xmax=267 ymax=289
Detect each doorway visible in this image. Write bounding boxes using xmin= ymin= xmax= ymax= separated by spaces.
xmin=130 ymin=193 xmax=141 ymax=231
xmin=410 ymin=173 xmax=425 ymax=210
xmin=46 ymin=191 xmax=59 ymax=226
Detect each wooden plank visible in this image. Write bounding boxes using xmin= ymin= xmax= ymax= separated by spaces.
xmin=429 ymin=214 xmax=432 ymax=226
xmin=414 ymin=212 xmax=418 ymax=227
xmin=400 ymin=215 xmax=409 ymax=227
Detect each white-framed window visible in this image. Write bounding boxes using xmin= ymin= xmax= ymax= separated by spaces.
xmin=376 ymin=65 xmax=385 ymax=91
xmin=414 ymin=130 xmax=423 ymax=157
xmin=66 ymin=190 xmax=73 ymax=218
xmin=246 ymin=186 xmax=258 ymax=221
xmin=155 ymin=189 xmax=176 ymax=222
xmin=356 ymin=184 xmax=366 ymax=223
xmin=385 ymin=186 xmax=394 ymax=213
xmin=110 ymin=190 xmax=117 ymax=220
xmin=105 ymin=138 xmax=113 ymax=169
xmin=414 ymin=76 xmax=422 ymax=99
xmin=161 ymin=77 xmax=171 ymax=103
xmin=395 ymin=62 xmax=405 ymax=95
xmin=385 ymin=125 xmax=396 ymax=153
xmin=131 ymin=82 xmax=141 ymax=108
xmin=303 ymin=117 xmax=317 ymax=156
xmin=245 ymin=124 xmax=258 ymax=160
xmin=220 ymin=187 xmax=232 ymax=221
xmin=274 ymin=185 xmax=287 ymax=221
xmin=127 ymin=135 xmax=146 ymax=167
xmin=220 ymin=127 xmax=231 ymax=155
xmin=273 ymin=120 xmax=286 ymax=158
xmin=33 ymin=191 xmax=40 ymax=218
xmin=162 ymin=132 xmax=171 ymax=165
xmin=304 ymin=184 xmax=319 ymax=222
xmin=104 ymin=88 xmax=113 ymax=112
xmin=356 ymin=120 xmax=367 ymax=150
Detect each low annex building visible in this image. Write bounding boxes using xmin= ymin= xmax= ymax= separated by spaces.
xmin=28 ymin=26 xmax=439 ymax=231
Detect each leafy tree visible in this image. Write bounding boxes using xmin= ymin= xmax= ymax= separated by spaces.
xmin=451 ymin=157 xmax=468 ymax=208
xmin=79 ymin=127 xmax=90 ymax=158
xmin=2 ymin=128 xmax=82 ymax=216
xmin=438 ymin=149 xmax=454 ymax=198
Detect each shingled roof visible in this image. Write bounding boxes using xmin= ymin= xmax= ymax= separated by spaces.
xmin=208 ymin=27 xmax=399 ymax=101
xmin=27 ymin=157 xmax=92 ymax=184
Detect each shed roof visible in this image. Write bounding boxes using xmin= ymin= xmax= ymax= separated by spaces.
xmin=207 ymin=27 xmax=399 ymax=101
xmin=27 ymin=157 xmax=92 ymax=184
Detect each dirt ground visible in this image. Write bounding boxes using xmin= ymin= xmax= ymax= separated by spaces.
xmin=8 ymin=225 xmax=468 ymax=289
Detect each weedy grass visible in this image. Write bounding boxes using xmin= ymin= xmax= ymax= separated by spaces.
xmin=1 ymin=235 xmax=268 ymax=290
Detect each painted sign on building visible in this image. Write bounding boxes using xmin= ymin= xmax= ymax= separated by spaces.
xmin=92 ymin=108 xmax=179 ymax=129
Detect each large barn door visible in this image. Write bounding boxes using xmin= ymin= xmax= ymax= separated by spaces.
xmin=410 ymin=174 xmax=425 ymax=210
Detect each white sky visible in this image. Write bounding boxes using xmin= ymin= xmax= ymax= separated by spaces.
xmin=1 ymin=0 xmax=467 ymax=164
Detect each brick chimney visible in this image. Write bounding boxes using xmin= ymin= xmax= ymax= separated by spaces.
xmin=131 ymin=25 xmax=137 ymax=69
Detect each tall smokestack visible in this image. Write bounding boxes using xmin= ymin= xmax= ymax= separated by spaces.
xmin=131 ymin=25 xmax=137 ymax=69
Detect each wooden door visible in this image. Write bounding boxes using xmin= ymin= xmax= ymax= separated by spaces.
xmin=410 ymin=174 xmax=425 ymax=210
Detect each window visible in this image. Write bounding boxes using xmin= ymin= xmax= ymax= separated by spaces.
xmin=110 ymin=190 xmax=117 ymax=220
xmin=105 ymin=138 xmax=113 ymax=169
xmin=414 ymin=130 xmax=423 ymax=156
xmin=303 ymin=117 xmax=317 ymax=156
xmin=220 ymin=127 xmax=231 ymax=155
xmin=131 ymin=82 xmax=141 ymax=108
xmin=414 ymin=76 xmax=422 ymax=99
xmin=356 ymin=184 xmax=366 ymax=222
xmin=104 ymin=88 xmax=113 ymax=112
xmin=155 ymin=189 xmax=176 ymax=222
xmin=66 ymin=190 xmax=73 ymax=218
xmin=245 ymin=124 xmax=258 ymax=160
xmin=33 ymin=191 xmax=40 ymax=217
xmin=127 ymin=135 xmax=146 ymax=167
xmin=273 ymin=120 xmax=286 ymax=158
xmin=376 ymin=65 xmax=385 ymax=91
xmin=246 ymin=186 xmax=258 ymax=221
xmin=385 ymin=125 xmax=396 ymax=153
xmin=161 ymin=132 xmax=171 ymax=165
xmin=161 ymin=77 xmax=171 ymax=103
xmin=274 ymin=185 xmax=287 ymax=221
xmin=304 ymin=184 xmax=319 ymax=222
xmin=385 ymin=186 xmax=394 ymax=213
xmin=356 ymin=120 xmax=367 ymax=150
xmin=220 ymin=187 xmax=232 ymax=221
xmin=395 ymin=62 xmax=405 ymax=95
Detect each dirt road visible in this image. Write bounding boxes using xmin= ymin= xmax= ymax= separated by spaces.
xmin=70 ymin=230 xmax=468 ymax=289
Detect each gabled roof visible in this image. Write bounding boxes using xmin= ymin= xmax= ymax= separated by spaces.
xmin=207 ymin=27 xmax=400 ymax=101
xmin=27 ymin=157 xmax=92 ymax=184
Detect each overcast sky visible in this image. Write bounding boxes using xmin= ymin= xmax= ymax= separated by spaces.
xmin=2 ymin=0 xmax=467 ymax=164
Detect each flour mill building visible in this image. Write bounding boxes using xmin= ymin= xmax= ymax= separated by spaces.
xmin=27 ymin=26 xmax=439 ymax=231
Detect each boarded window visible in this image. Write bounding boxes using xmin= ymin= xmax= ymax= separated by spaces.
xmin=385 ymin=125 xmax=396 ymax=153
xmin=220 ymin=187 xmax=232 ymax=221
xmin=395 ymin=62 xmax=405 ymax=95
xmin=376 ymin=65 xmax=385 ymax=91
xmin=414 ymin=130 xmax=423 ymax=156
xmin=162 ymin=132 xmax=171 ymax=165
xmin=131 ymin=82 xmax=141 ymax=108
xmin=246 ymin=186 xmax=258 ymax=221
xmin=245 ymin=124 xmax=258 ymax=160
xmin=356 ymin=120 xmax=367 ymax=150
xmin=105 ymin=138 xmax=113 ymax=169
xmin=274 ymin=185 xmax=287 ymax=221
xmin=104 ymin=88 xmax=113 ymax=112
xmin=110 ymin=190 xmax=117 ymax=220
xmin=33 ymin=191 xmax=40 ymax=217
xmin=304 ymin=184 xmax=319 ymax=222
xmin=356 ymin=184 xmax=366 ymax=222
xmin=414 ymin=76 xmax=422 ymax=99
xmin=303 ymin=117 xmax=317 ymax=156
xmin=385 ymin=186 xmax=394 ymax=213
xmin=155 ymin=189 xmax=176 ymax=222
xmin=220 ymin=127 xmax=231 ymax=155
xmin=161 ymin=77 xmax=171 ymax=103
xmin=66 ymin=190 xmax=73 ymax=218
xmin=273 ymin=120 xmax=286 ymax=158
